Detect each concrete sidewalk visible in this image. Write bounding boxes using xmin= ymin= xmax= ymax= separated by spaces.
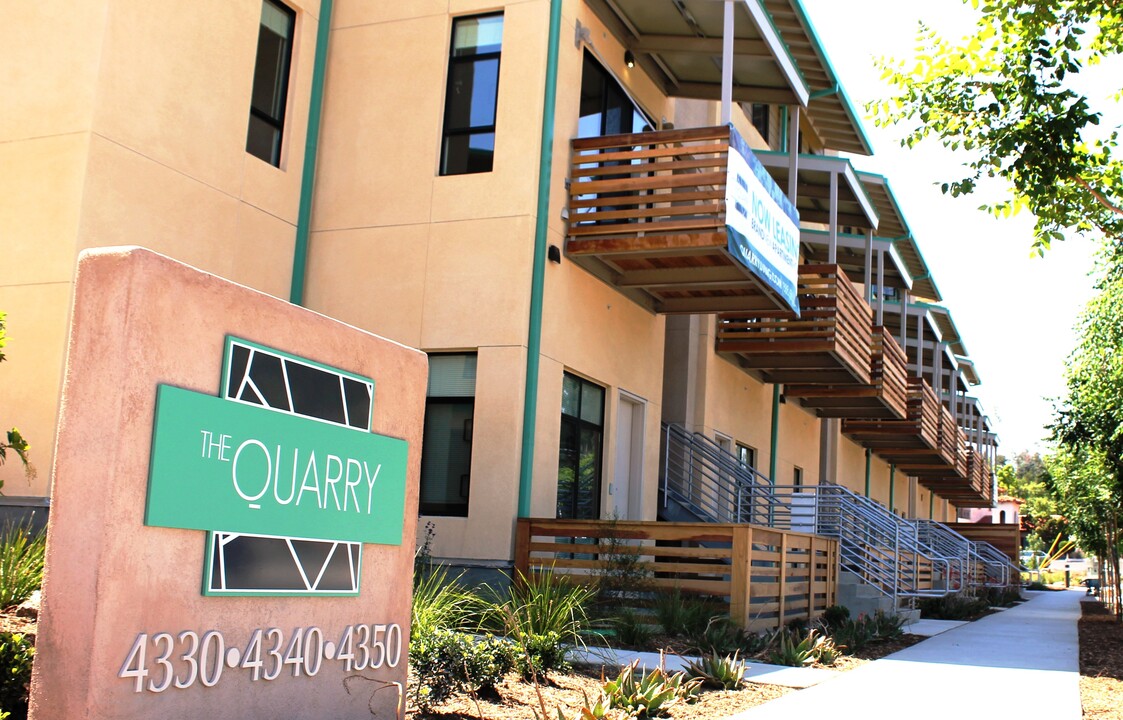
xmin=728 ymin=588 xmax=1084 ymax=720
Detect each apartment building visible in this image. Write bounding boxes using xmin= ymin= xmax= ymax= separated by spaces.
xmin=3 ymin=0 xmax=997 ymax=579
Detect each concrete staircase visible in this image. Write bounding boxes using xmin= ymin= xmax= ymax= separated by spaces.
xmin=836 ymin=570 xmax=921 ymax=623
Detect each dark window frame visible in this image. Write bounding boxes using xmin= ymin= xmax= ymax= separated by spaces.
xmin=418 ymin=354 xmax=478 ymax=517
xmin=439 ymin=13 xmax=504 ymax=176
xmin=246 ymin=0 xmax=296 ymax=167
xmin=556 ymin=373 xmax=606 ymax=520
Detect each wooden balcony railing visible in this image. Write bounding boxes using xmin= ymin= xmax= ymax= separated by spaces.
xmin=715 ymin=264 xmax=874 ymax=386
xmin=513 ymin=518 xmax=837 ymax=632
xmin=917 ymin=446 xmax=993 ymax=507
xmin=783 ymin=325 xmax=909 ymax=420
xmin=841 ymin=376 xmax=941 ymax=456
xmin=566 ymin=126 xmax=794 ymax=315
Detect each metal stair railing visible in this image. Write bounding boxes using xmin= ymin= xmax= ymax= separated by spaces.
xmin=659 ymin=423 xmax=953 ymax=603
xmin=661 ymin=422 xmax=778 ymax=525
xmin=912 ymin=519 xmax=976 ymax=593
xmin=756 ymin=484 xmax=952 ymax=602
xmin=972 ymin=541 xmax=1019 ymax=588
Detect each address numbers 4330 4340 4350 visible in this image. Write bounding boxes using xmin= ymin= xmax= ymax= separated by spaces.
xmin=118 ymin=623 xmax=403 ymax=693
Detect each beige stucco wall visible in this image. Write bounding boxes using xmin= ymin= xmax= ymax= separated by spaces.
xmin=2 ymin=0 xmax=318 ymax=495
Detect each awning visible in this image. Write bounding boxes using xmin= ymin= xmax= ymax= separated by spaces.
xmin=856 ymin=172 xmax=942 ymax=302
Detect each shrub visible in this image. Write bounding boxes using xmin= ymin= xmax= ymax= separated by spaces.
xmin=870 ymin=610 xmax=905 ymax=640
xmin=408 ymin=629 xmax=514 ymax=710
xmin=653 ymin=589 xmax=721 ymax=639
xmin=829 ymin=617 xmax=876 ymax=653
xmin=686 ymin=616 xmax=746 ymax=655
xmin=0 ymin=526 xmax=44 ymax=611
xmin=613 ymin=610 xmax=654 ymax=648
xmin=918 ymin=593 xmax=990 ymax=621
xmin=821 ymin=604 xmax=851 ymax=629
xmin=684 ymin=651 xmax=747 ymax=690
xmin=483 ymin=567 xmax=595 ymax=678
xmin=0 ymin=633 xmax=33 ymax=720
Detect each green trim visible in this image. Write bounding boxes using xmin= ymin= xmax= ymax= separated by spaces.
xmin=808 ymin=84 xmax=838 ymax=100
xmin=517 ymin=0 xmax=562 ymax=518
xmin=864 ymin=448 xmax=871 ymax=497
xmin=780 ymin=106 xmax=789 ymax=150
xmin=290 ymin=0 xmax=334 ymax=306
xmin=888 ymin=464 xmax=896 ymax=514
xmin=768 ymin=384 xmax=780 ymax=484
xmin=789 ymin=0 xmax=876 ymax=155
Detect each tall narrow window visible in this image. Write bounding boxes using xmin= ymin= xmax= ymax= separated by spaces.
xmin=440 ymin=14 xmax=504 ymax=175
xmin=557 ymin=373 xmax=605 ymax=520
xmin=419 ymin=354 xmax=477 ymax=516
xmin=737 ymin=444 xmax=757 ymax=472
xmin=246 ymin=0 xmax=295 ymax=166
xmin=793 ymin=466 xmax=803 ymax=488
xmin=750 ymin=104 xmax=770 ymax=146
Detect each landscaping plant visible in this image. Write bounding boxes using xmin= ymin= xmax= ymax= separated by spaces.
xmin=683 ymin=651 xmax=748 ymax=690
xmin=767 ymin=628 xmax=836 ymax=667
xmin=408 ymin=629 xmax=514 ymax=711
xmin=597 ymin=660 xmax=702 ymax=718
xmin=0 ymin=632 xmax=33 ymax=720
xmin=0 ymin=525 xmax=44 ymax=611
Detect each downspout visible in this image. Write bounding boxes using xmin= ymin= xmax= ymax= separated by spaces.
xmin=768 ymin=385 xmax=780 ymax=484
xmin=888 ymin=464 xmax=896 ymax=514
xmin=289 ymin=0 xmax=334 ymax=306
xmin=864 ymin=448 xmax=871 ymax=497
xmin=929 ymin=490 xmax=935 ymax=520
xmin=517 ymin=0 xmax=562 ymax=518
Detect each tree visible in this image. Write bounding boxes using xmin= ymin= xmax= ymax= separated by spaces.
xmin=0 ymin=312 xmax=33 ymax=490
xmin=1050 ymin=259 xmax=1123 ymax=617
xmin=997 ymin=451 xmax=1069 ymax=550
xmin=872 ymin=0 xmax=1123 ymax=254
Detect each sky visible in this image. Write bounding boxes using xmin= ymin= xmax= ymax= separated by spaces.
xmin=799 ymin=0 xmax=1118 ymax=457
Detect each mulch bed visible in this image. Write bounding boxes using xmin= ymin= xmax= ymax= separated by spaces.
xmin=1079 ymin=599 xmax=1123 ymax=719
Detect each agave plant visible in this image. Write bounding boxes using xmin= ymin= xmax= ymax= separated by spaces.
xmin=684 ymin=651 xmax=748 ymax=690
xmin=599 ymin=660 xmax=702 ymax=717
xmin=767 ymin=628 xmax=833 ymax=667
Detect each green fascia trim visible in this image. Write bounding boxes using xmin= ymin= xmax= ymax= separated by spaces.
xmin=745 ymin=0 xmax=811 ymax=105
xmin=290 ymin=0 xmax=334 ymax=306
xmin=517 ymin=0 xmax=562 ymax=518
xmin=789 ymin=0 xmax=876 ymax=155
xmin=768 ymin=384 xmax=780 ymax=484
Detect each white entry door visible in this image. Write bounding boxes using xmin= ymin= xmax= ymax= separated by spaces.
xmin=612 ymin=394 xmax=645 ymax=519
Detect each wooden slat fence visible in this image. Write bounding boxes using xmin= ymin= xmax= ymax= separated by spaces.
xmin=514 ymin=519 xmax=837 ymax=633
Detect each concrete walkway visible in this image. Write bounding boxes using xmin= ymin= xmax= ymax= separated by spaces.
xmin=728 ymin=589 xmax=1084 ymax=720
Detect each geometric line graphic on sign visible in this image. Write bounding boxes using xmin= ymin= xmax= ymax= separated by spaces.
xmin=203 ymin=337 xmax=375 ymax=597
xmin=206 ymin=532 xmax=360 ymax=595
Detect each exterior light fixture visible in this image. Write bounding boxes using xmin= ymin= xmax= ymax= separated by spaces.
xmin=624 ymin=50 xmax=635 ymax=68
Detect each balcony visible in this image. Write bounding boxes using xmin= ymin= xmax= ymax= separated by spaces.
xmin=919 ymin=447 xmax=994 ymax=507
xmin=841 ymin=376 xmax=941 ymax=457
xmin=783 ymin=325 xmax=909 ymax=419
xmin=566 ymin=126 xmax=798 ymax=315
xmin=715 ymin=264 xmax=873 ymax=385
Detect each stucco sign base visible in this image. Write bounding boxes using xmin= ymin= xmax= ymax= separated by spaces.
xmin=30 ymin=247 xmax=426 ymax=719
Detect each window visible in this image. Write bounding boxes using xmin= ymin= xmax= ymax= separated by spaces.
xmin=793 ymin=466 xmax=803 ymax=487
xmin=578 ymin=52 xmax=650 ymax=139
xmin=556 ymin=373 xmax=605 ymax=520
xmin=440 ymin=14 xmax=504 ymax=175
xmin=737 ymin=444 xmax=757 ymax=472
xmin=750 ymin=104 xmax=770 ymax=146
xmin=419 ymin=354 xmax=477 ymax=516
xmin=246 ymin=0 xmax=295 ymax=166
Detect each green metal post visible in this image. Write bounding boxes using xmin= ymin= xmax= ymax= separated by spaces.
xmin=864 ymin=448 xmax=871 ymax=497
xmin=290 ymin=0 xmax=334 ymax=306
xmin=517 ymin=0 xmax=562 ymax=518
xmin=888 ymin=464 xmax=896 ymax=514
xmin=768 ymin=384 xmax=780 ymax=484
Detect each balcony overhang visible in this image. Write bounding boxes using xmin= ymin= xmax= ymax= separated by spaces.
xmin=587 ymin=0 xmax=810 ymax=108
xmin=856 ymin=172 xmax=941 ymax=302
xmin=799 ymin=229 xmax=911 ymax=291
xmin=565 ymin=126 xmax=799 ymax=314
xmin=755 ymin=152 xmax=879 ymax=231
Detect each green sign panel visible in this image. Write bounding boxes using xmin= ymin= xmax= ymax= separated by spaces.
xmin=146 ymin=385 xmax=407 ymax=545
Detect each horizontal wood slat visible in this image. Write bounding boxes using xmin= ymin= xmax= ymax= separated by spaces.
xmin=564 ymin=126 xmax=792 ymax=315
xmin=514 ymin=518 xmax=837 ymax=632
